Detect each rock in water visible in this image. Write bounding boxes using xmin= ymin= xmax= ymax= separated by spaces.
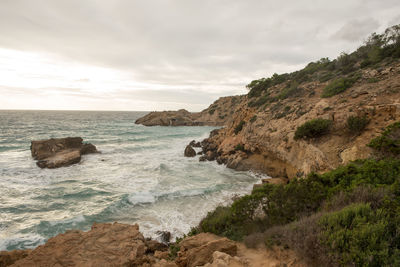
xmin=184 ymin=145 xmax=196 ymax=157
xmin=31 ymin=137 xmax=99 ymax=168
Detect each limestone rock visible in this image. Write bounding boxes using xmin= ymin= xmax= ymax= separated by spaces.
xmin=30 ymin=137 xmax=99 ymax=168
xmin=184 ymin=145 xmax=196 ymax=157
xmin=176 ymin=233 xmax=237 ymax=267
xmin=9 ymin=222 xmax=147 ymax=267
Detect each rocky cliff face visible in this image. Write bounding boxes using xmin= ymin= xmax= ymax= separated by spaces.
xmin=199 ymin=62 xmax=400 ymax=178
xmin=135 ymin=96 xmax=244 ymax=126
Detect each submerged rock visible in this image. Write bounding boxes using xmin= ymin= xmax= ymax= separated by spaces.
xmin=184 ymin=145 xmax=196 ymax=157
xmin=31 ymin=137 xmax=99 ymax=168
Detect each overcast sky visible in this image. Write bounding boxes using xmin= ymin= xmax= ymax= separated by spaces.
xmin=1 ymin=0 xmax=399 ymax=111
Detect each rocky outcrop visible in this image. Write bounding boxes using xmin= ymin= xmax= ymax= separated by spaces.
xmin=4 ymin=222 xmax=169 ymax=267
xmin=184 ymin=145 xmax=196 ymax=157
xmin=135 ymin=96 xmax=244 ymax=127
xmin=31 ymin=137 xmax=99 ymax=168
xmin=175 ymin=233 xmax=237 ymax=267
xmin=199 ymin=62 xmax=400 ymax=178
xmin=0 ymin=250 xmax=31 ymax=267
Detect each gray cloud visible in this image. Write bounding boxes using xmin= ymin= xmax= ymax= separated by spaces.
xmin=0 ymin=0 xmax=399 ymax=111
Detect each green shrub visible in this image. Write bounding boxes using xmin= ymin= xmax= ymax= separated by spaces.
xmin=319 ymin=203 xmax=396 ymax=266
xmin=208 ymin=108 xmax=216 ymax=115
xmin=234 ymin=144 xmax=245 ymax=151
xmin=294 ymin=118 xmax=332 ymax=140
xmin=234 ymin=121 xmax=245 ymax=134
xmin=250 ymin=115 xmax=257 ymax=123
xmin=368 ymin=122 xmax=400 ymax=156
xmin=321 ymin=77 xmax=356 ymax=97
xmin=346 ymin=115 xmax=369 ymax=134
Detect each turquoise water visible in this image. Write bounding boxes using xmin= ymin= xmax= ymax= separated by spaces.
xmin=0 ymin=110 xmax=260 ymax=250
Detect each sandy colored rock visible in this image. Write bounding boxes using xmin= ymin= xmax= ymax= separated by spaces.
xmin=31 ymin=137 xmax=99 ymax=168
xmin=10 ymin=222 xmax=147 ymax=267
xmin=197 ymin=62 xmax=400 ymax=178
xmin=176 ymin=234 xmax=237 ymax=267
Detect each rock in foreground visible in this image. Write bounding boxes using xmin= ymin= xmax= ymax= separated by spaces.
xmin=6 ymin=223 xmax=168 ymax=267
xmin=31 ymin=137 xmax=98 ymax=168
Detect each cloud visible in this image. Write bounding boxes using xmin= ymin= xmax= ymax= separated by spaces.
xmin=332 ymin=18 xmax=380 ymax=42
xmin=0 ymin=0 xmax=399 ymax=111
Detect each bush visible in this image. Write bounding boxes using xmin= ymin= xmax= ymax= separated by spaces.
xmin=321 ymin=77 xmax=356 ymax=97
xmin=368 ymin=121 xmax=400 ymax=156
xmin=319 ymin=203 xmax=397 ymax=266
xmin=234 ymin=121 xmax=245 ymax=134
xmin=346 ymin=115 xmax=369 ymax=134
xmin=250 ymin=115 xmax=257 ymax=123
xmin=234 ymin=144 xmax=245 ymax=151
xmin=294 ymin=118 xmax=332 ymax=140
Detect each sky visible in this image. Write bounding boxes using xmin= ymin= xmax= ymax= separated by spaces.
xmin=0 ymin=0 xmax=399 ymax=111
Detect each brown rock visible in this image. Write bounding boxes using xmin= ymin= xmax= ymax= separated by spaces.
xmin=146 ymin=239 xmax=168 ymax=253
xmin=10 ymin=222 xmax=147 ymax=267
xmin=184 ymin=145 xmax=196 ymax=157
xmin=30 ymin=137 xmax=98 ymax=169
xmin=0 ymin=250 xmax=31 ymax=267
xmin=176 ymin=233 xmax=237 ymax=267
xmin=154 ymin=251 xmax=169 ymax=260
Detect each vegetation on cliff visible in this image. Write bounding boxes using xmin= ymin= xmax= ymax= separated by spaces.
xmin=246 ymin=24 xmax=400 ymax=104
xmin=194 ymin=122 xmax=400 ymax=266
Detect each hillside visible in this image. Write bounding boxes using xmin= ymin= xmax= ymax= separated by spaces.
xmin=199 ymin=25 xmax=400 ymax=178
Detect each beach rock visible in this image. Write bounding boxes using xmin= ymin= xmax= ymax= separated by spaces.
xmin=176 ymin=234 xmax=237 ymax=267
xmin=31 ymin=137 xmax=98 ymax=168
xmin=7 ymin=222 xmax=158 ymax=267
xmin=189 ymin=140 xmax=202 ymax=147
xmin=184 ymin=145 xmax=196 ymax=157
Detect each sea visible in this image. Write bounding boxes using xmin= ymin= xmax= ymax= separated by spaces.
xmin=0 ymin=110 xmax=262 ymax=251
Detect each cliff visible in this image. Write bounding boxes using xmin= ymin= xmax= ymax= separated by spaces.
xmin=200 ymin=61 xmax=400 ymax=178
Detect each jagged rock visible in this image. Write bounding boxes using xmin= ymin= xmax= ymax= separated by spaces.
xmin=176 ymin=234 xmax=237 ymax=267
xmin=156 ymin=231 xmax=172 ymax=244
xmin=8 ymin=223 xmax=148 ymax=266
xmin=184 ymin=145 xmax=196 ymax=157
xmin=189 ymin=140 xmax=202 ymax=147
xmin=31 ymin=137 xmax=99 ymax=168
xmin=145 ymin=239 xmax=168 ymax=253
xmin=199 ymin=156 xmax=207 ymax=162
xmin=205 ymin=151 xmax=217 ymax=161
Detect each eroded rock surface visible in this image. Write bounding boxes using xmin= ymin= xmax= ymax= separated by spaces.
xmin=31 ymin=137 xmax=98 ymax=168
xmin=6 ymin=223 xmax=167 ymax=267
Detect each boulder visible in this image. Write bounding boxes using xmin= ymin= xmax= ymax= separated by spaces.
xmin=184 ymin=145 xmax=196 ymax=157
xmin=9 ymin=223 xmax=148 ymax=267
xmin=176 ymin=235 xmax=237 ymax=267
xmin=30 ymin=137 xmax=99 ymax=168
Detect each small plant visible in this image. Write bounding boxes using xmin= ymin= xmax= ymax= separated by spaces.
xmin=235 ymin=144 xmax=245 ymax=151
xmin=250 ymin=115 xmax=257 ymax=123
xmin=346 ymin=115 xmax=369 ymax=134
xmin=208 ymin=108 xmax=216 ymax=115
xmin=234 ymin=121 xmax=245 ymax=134
xmin=367 ymin=77 xmax=379 ymax=83
xmin=294 ymin=118 xmax=332 ymax=140
xmin=322 ymin=77 xmax=356 ymax=98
